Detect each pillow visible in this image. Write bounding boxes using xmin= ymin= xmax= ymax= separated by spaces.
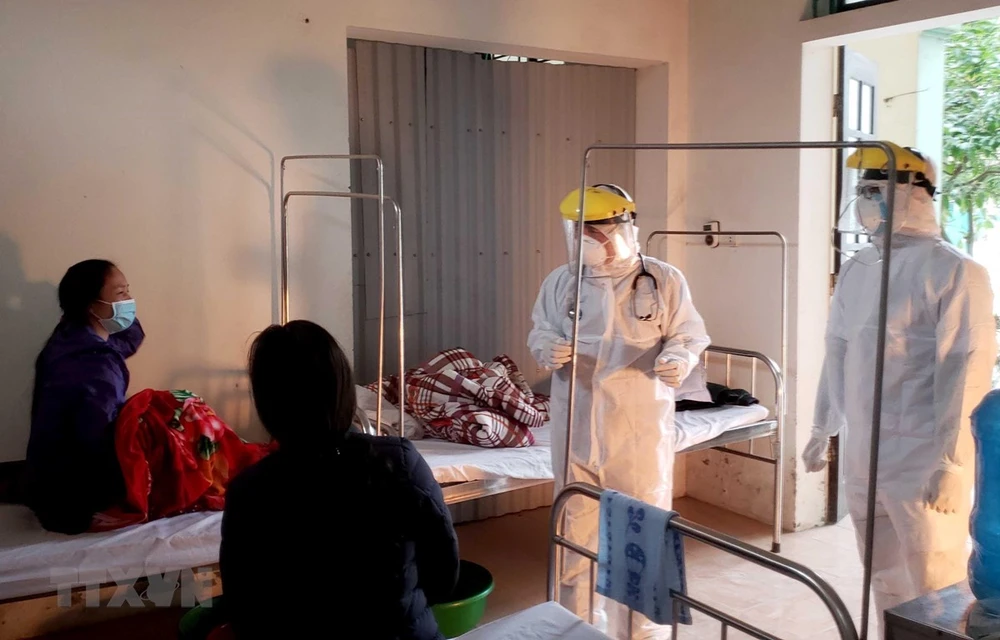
xmin=355 ymin=385 xmax=424 ymax=439
xmin=676 ymin=362 xmax=712 ymax=403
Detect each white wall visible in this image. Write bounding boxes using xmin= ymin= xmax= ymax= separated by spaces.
xmin=688 ymin=0 xmax=1000 ymax=530
xmin=0 ymin=0 xmax=688 ymax=462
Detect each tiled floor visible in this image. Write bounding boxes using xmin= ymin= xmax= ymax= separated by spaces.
xmin=28 ymin=499 xmax=873 ymax=639
xmin=455 ymin=498 xmax=876 ymax=640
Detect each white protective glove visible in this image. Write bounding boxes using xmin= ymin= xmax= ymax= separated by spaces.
xmin=924 ymin=469 xmax=964 ymax=514
xmin=802 ymin=431 xmax=830 ymax=473
xmin=540 ymin=337 xmax=572 ymax=370
xmin=654 ymin=355 xmax=689 ymax=388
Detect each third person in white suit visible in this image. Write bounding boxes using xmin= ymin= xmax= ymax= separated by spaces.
xmin=804 ymin=143 xmax=997 ymax=638
xmin=528 ymin=183 xmax=710 ymax=639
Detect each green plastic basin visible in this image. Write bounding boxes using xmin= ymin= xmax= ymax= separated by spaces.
xmin=431 ymin=560 xmax=495 ymax=638
xmin=178 ymin=595 xmax=227 ymax=640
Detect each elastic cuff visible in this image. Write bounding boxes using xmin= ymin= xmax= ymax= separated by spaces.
xmin=659 ymin=348 xmax=696 ymax=369
xmin=936 ymin=461 xmax=963 ymax=476
xmin=810 ymin=424 xmax=836 ymax=439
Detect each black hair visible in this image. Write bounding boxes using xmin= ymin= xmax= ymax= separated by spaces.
xmin=30 ymin=259 xmax=117 ymax=423
xmin=57 ymin=259 xmax=117 ymax=326
xmin=247 ymin=320 xmax=358 ymax=452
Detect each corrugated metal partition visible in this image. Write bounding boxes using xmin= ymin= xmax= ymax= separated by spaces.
xmin=348 ymin=39 xmax=636 ymax=386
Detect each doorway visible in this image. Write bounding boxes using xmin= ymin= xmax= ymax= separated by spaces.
xmin=345 ymin=39 xmax=639 ymax=385
xmin=826 ymin=19 xmax=1000 ymax=523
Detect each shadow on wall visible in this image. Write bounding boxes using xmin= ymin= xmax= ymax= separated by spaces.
xmin=168 ymin=70 xmax=277 ymax=320
xmin=266 ymin=57 xmax=354 ymax=343
xmin=0 ymin=236 xmax=59 ymax=462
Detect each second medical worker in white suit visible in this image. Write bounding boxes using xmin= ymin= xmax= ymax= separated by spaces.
xmin=804 ymin=143 xmax=997 ymax=638
xmin=528 ymin=184 xmax=710 ymax=639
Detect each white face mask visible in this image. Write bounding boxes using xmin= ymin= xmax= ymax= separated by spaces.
xmin=855 ymin=181 xmax=912 ymax=236
xmin=856 ymin=196 xmax=886 ymax=235
xmin=581 ymin=236 xmax=610 ymax=267
xmin=564 ymin=219 xmax=639 ymax=271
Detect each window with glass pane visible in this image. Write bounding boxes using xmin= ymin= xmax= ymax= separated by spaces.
xmin=837 ymin=54 xmax=878 ymax=269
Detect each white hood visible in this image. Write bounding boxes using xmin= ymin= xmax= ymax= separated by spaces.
xmin=889 ymin=183 xmax=940 ymax=240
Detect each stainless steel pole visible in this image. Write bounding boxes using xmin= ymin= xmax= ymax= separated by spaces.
xmin=859 ymin=151 xmax=896 ymax=640
xmin=279 ymin=155 xmax=387 ymax=432
xmin=390 ymin=198 xmax=406 ymax=425
xmin=281 ymin=188 xmax=404 ymax=435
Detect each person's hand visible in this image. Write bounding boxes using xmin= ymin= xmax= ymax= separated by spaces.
xmin=654 ymin=356 xmax=688 ymax=388
xmin=540 ymin=338 xmax=572 ymax=369
xmin=924 ymin=469 xmax=964 ymax=514
xmin=802 ymin=434 xmax=830 ymax=473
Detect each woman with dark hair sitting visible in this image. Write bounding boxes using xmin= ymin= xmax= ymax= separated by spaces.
xmin=220 ymin=320 xmax=460 ymax=639
xmin=26 ymin=259 xmax=143 ymax=534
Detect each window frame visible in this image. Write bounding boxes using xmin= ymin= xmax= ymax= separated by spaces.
xmin=834 ymin=0 xmax=896 ymax=12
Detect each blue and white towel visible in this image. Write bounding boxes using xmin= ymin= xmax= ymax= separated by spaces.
xmin=595 ymin=489 xmax=691 ymax=625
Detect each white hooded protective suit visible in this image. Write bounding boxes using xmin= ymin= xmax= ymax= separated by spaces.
xmin=808 ymin=176 xmax=997 ymax=636
xmin=528 ymin=252 xmax=709 ymax=639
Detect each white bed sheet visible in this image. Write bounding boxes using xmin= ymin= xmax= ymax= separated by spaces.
xmin=0 ymin=505 xmax=221 ymax=602
xmin=415 ymin=426 xmax=554 ymax=484
xmin=674 ymin=403 xmax=771 ymax=451
xmin=416 ymin=404 xmax=771 ymax=484
xmin=457 ymin=601 xmax=612 ymax=639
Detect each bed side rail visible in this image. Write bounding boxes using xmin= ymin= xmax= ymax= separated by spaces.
xmin=547 ymin=483 xmax=856 ymax=640
xmin=699 ymin=345 xmax=783 ymax=463
xmin=702 ymin=345 xmax=783 ymax=420
xmin=699 ymin=345 xmax=785 ymax=553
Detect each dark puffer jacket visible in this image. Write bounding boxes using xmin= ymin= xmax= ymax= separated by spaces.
xmin=219 ymin=433 xmax=460 ymax=639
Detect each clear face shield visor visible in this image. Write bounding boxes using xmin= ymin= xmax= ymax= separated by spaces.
xmin=853 ymin=180 xmax=912 ymax=237
xmin=564 ymin=218 xmax=640 ymax=270
xmin=834 ymin=177 xmax=914 ymax=266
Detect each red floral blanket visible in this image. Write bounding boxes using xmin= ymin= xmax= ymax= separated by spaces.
xmin=366 ymin=349 xmax=549 ymax=448
xmin=90 ymin=389 xmax=275 ymax=531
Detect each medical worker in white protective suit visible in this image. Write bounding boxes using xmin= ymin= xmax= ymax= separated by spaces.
xmin=528 ymin=184 xmax=710 ymax=639
xmin=804 ymin=143 xmax=997 ymax=637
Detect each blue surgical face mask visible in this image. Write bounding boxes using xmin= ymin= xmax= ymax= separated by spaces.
xmin=93 ymin=298 xmax=136 ymax=334
xmin=856 ymin=189 xmax=888 ymax=235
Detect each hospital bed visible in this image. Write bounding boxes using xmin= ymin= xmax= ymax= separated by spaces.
xmin=457 ymin=482 xmax=857 ymax=640
xmin=401 ymin=224 xmax=788 ymax=551
xmin=413 ymin=344 xmax=785 ymax=554
xmin=0 ymin=506 xmax=221 ymax=605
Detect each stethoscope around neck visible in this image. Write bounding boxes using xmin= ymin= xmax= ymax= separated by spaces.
xmin=567 ymin=253 xmax=659 ymax=322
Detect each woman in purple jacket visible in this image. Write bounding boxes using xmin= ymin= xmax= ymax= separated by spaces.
xmin=25 ymin=259 xmax=145 ymax=534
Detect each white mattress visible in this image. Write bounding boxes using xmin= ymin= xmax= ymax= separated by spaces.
xmin=416 ymin=426 xmax=555 ymax=484
xmin=0 ymin=505 xmax=221 ymax=602
xmin=674 ymin=403 xmax=771 ymax=451
xmin=415 ymin=404 xmax=771 ymax=484
xmin=457 ymin=601 xmax=612 ymax=639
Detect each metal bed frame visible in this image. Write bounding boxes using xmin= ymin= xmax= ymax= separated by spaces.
xmin=279 ymin=154 xmax=405 ymax=433
xmin=546 ymin=482 xmax=858 ymax=640
xmin=682 ymin=345 xmax=784 ymax=552
xmin=568 ymin=141 xmax=901 ymax=640
xmin=647 ymin=229 xmax=788 ymax=553
xmin=279 ymin=154 xmax=544 ymax=506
